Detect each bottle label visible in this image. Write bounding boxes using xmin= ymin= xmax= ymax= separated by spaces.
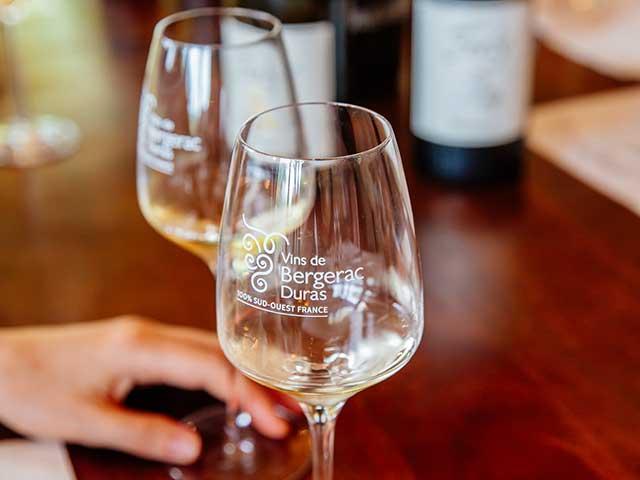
xmin=282 ymin=21 xmax=336 ymax=102
xmin=411 ymin=0 xmax=532 ymax=147
xmin=219 ymin=19 xmax=292 ymax=148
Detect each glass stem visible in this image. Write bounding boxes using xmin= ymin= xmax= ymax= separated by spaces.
xmin=222 ymin=371 xmax=254 ymax=453
xmin=224 ymin=367 xmax=240 ymax=440
xmin=301 ymin=402 xmax=345 ymax=480
xmin=209 ymin=266 xmax=255 ymax=460
xmin=0 ymin=17 xmax=27 ymax=119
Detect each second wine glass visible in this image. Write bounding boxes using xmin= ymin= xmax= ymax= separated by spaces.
xmin=136 ymin=7 xmax=308 ymax=480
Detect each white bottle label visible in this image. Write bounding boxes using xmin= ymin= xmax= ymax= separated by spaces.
xmin=282 ymin=21 xmax=336 ymax=102
xmin=411 ymin=0 xmax=532 ymax=147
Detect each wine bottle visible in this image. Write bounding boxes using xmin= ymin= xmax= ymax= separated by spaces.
xmin=233 ymin=0 xmax=409 ymax=103
xmin=411 ymin=0 xmax=533 ymax=184
xmin=336 ymin=0 xmax=409 ymax=102
xmin=234 ymin=0 xmax=336 ymax=102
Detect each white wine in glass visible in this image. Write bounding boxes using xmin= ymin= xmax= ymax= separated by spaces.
xmin=224 ymin=293 xmax=417 ymax=406
xmin=139 ymin=182 xmax=222 ymax=267
xmin=217 ymin=102 xmax=424 ymax=480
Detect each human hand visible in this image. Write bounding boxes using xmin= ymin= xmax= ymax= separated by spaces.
xmin=0 ymin=316 xmax=296 ymax=464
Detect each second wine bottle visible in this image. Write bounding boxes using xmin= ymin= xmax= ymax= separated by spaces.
xmin=411 ymin=0 xmax=534 ymax=185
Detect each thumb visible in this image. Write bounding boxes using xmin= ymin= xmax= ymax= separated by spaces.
xmin=85 ymin=403 xmax=201 ymax=464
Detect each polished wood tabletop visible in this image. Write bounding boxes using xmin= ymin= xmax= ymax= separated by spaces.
xmin=2 ymin=1 xmax=640 ymax=479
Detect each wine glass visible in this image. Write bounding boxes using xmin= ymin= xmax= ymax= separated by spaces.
xmin=0 ymin=0 xmax=80 ymax=168
xmin=216 ymin=102 xmax=424 ymax=480
xmin=136 ymin=8 xmax=309 ymax=480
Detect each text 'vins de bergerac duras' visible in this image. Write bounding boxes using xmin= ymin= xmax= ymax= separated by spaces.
xmin=278 ymin=253 xmax=364 ymax=302
xmin=238 ymin=251 xmax=365 ymax=318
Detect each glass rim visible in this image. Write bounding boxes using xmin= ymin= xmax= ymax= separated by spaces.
xmin=237 ymin=102 xmax=395 ymax=163
xmin=154 ymin=7 xmax=282 ymax=50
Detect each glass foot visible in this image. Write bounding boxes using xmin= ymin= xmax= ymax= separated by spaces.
xmin=167 ymin=405 xmax=311 ymax=480
xmin=0 ymin=115 xmax=80 ymax=168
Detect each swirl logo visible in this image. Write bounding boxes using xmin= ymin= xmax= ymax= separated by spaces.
xmin=242 ymin=214 xmax=289 ymax=293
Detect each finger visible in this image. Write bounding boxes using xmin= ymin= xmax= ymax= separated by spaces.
xmin=147 ymin=325 xmax=301 ymax=416
xmin=113 ymin=333 xmax=235 ymax=400
xmin=235 ymin=375 xmax=289 ymax=439
xmin=109 ymin=317 xmax=220 ymax=353
xmin=105 ymin=319 xmax=293 ymax=439
xmin=103 ymin=318 xmax=227 ymax=394
xmin=83 ymin=403 xmax=201 ymax=465
xmin=128 ymin=342 xmax=292 ymax=438
xmin=152 ymin=322 xmax=220 ymax=351
xmin=143 ymin=324 xmax=303 ymax=418
xmin=271 ymin=391 xmax=303 ymax=413
xmin=126 ymin=343 xmax=290 ymax=439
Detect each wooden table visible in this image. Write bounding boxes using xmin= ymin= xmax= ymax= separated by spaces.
xmin=2 ymin=2 xmax=640 ymax=478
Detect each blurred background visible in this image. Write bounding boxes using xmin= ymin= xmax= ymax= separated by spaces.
xmin=1 ymin=0 xmax=635 ymax=328
xmin=2 ymin=0 xmax=640 ymax=478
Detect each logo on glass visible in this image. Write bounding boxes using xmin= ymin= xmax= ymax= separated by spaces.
xmin=138 ymin=92 xmax=203 ymax=175
xmin=242 ymin=214 xmax=290 ymax=294
xmin=237 ymin=214 xmax=366 ymax=318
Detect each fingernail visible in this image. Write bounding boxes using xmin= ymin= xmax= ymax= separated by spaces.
xmin=168 ymin=432 xmax=200 ymax=464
